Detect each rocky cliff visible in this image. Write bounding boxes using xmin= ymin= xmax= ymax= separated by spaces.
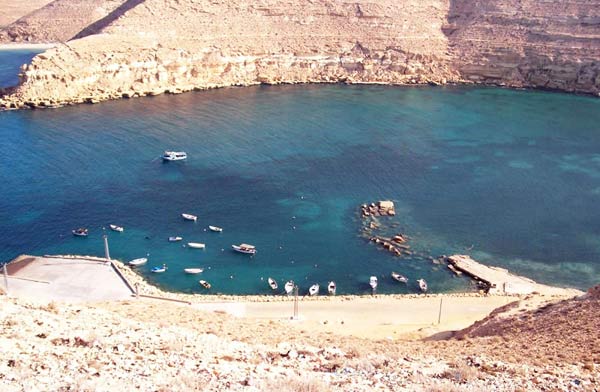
xmin=0 ymin=0 xmax=599 ymax=109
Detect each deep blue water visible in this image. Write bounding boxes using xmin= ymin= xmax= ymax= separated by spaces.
xmin=1 ymin=50 xmax=600 ymax=294
xmin=0 ymin=49 xmax=40 ymax=88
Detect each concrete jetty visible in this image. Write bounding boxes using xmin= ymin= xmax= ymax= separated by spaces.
xmin=446 ymin=255 xmax=582 ymax=296
xmin=2 ymin=255 xmax=134 ymax=302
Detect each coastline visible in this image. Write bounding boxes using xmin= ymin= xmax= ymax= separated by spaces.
xmin=4 ymin=254 xmax=583 ymax=339
xmin=0 ymin=43 xmax=55 ymax=51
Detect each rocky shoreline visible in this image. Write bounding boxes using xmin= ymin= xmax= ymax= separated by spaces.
xmin=0 ymin=0 xmax=598 ymax=110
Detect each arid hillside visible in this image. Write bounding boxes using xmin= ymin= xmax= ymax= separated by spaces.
xmin=0 ymin=0 xmax=598 ymax=109
xmin=0 ymin=1 xmax=53 ymax=27
xmin=0 ymin=0 xmax=126 ymax=43
xmin=1 ymin=288 xmax=598 ymax=391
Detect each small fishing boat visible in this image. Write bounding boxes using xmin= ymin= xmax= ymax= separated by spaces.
xmin=72 ymin=228 xmax=88 ymax=237
xmin=391 ymin=271 xmax=408 ymax=283
xmin=268 ymin=277 xmax=278 ymax=290
xmin=199 ymin=280 xmax=211 ymax=289
xmin=284 ymin=280 xmax=295 ymax=295
xmin=151 ymin=264 xmax=167 ymax=273
xmin=417 ymin=278 xmax=428 ymax=293
xmin=187 ymin=242 xmax=206 ymax=249
xmin=327 ymin=281 xmax=336 ymax=295
xmin=184 ymin=268 xmax=203 ymax=274
xmin=169 ymin=236 xmax=183 ymax=242
xmin=109 ymin=224 xmax=124 ymax=232
xmin=208 ymin=225 xmax=223 ymax=232
xmin=181 ymin=213 xmax=197 ymax=221
xmin=309 ymin=284 xmax=319 ymax=296
xmin=128 ymin=258 xmax=148 ymax=266
xmin=369 ymin=276 xmax=378 ymax=291
xmin=162 ymin=151 xmax=187 ymax=161
xmin=232 ymin=243 xmax=256 ymax=255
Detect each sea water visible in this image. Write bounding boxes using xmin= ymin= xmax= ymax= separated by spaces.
xmin=1 ymin=50 xmax=600 ymax=294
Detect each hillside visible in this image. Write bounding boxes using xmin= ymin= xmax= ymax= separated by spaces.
xmin=1 ymin=288 xmax=597 ymax=391
xmin=0 ymin=0 xmax=126 ymax=43
xmin=1 ymin=0 xmax=597 ymax=109
xmin=0 ymin=1 xmax=53 ymax=28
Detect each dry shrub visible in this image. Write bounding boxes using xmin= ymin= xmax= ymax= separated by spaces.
xmin=43 ymin=301 xmax=58 ymax=314
xmin=263 ymin=374 xmax=331 ymax=392
xmin=441 ymin=361 xmax=479 ymax=383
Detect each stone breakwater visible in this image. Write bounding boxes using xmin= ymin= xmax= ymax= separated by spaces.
xmin=0 ymin=0 xmax=596 ymax=110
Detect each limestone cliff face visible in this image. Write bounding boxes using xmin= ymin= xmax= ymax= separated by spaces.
xmin=0 ymin=0 xmax=599 ymax=109
xmin=445 ymin=0 xmax=600 ymax=94
xmin=0 ymin=0 xmax=456 ymax=108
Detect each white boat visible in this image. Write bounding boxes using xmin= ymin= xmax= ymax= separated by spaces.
xmin=109 ymin=224 xmax=124 ymax=232
xmin=208 ymin=225 xmax=223 ymax=232
xmin=184 ymin=268 xmax=203 ymax=274
xmin=169 ymin=236 xmax=183 ymax=242
xmin=199 ymin=280 xmax=211 ymax=289
xmin=162 ymin=151 xmax=187 ymax=161
xmin=72 ymin=228 xmax=88 ymax=237
xmin=181 ymin=213 xmax=197 ymax=221
xmin=284 ymin=280 xmax=295 ymax=295
xmin=128 ymin=258 xmax=148 ymax=266
xmin=232 ymin=243 xmax=256 ymax=255
xmin=391 ymin=271 xmax=408 ymax=283
xmin=309 ymin=284 xmax=319 ymax=296
xmin=417 ymin=278 xmax=428 ymax=293
xmin=187 ymin=242 xmax=206 ymax=249
xmin=327 ymin=281 xmax=336 ymax=295
xmin=268 ymin=277 xmax=278 ymax=290
xmin=151 ymin=264 xmax=167 ymax=273
xmin=369 ymin=276 xmax=378 ymax=291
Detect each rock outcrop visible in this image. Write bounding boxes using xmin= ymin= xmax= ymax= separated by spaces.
xmin=0 ymin=0 xmax=599 ymax=109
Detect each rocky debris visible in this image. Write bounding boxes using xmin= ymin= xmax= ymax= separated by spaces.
xmin=369 ymin=235 xmax=411 ymax=257
xmin=360 ymin=201 xmax=395 ymax=218
xmin=1 ymin=292 xmax=597 ymax=391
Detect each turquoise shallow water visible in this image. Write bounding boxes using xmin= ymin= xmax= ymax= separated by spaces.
xmin=1 ymin=50 xmax=600 ymax=294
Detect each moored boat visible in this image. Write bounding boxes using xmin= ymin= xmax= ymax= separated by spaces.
xmin=72 ymin=228 xmax=88 ymax=237
xmin=151 ymin=264 xmax=167 ymax=273
xmin=369 ymin=276 xmax=378 ymax=291
xmin=417 ymin=278 xmax=428 ymax=293
xmin=169 ymin=236 xmax=183 ymax=242
xmin=187 ymin=242 xmax=206 ymax=249
xmin=162 ymin=151 xmax=187 ymax=161
xmin=284 ymin=280 xmax=295 ymax=295
xmin=181 ymin=213 xmax=197 ymax=221
xmin=208 ymin=225 xmax=223 ymax=232
xmin=232 ymin=243 xmax=256 ymax=255
xmin=327 ymin=281 xmax=336 ymax=295
xmin=309 ymin=284 xmax=319 ymax=296
xmin=184 ymin=268 xmax=203 ymax=274
xmin=391 ymin=271 xmax=408 ymax=283
xmin=268 ymin=277 xmax=278 ymax=290
xmin=199 ymin=280 xmax=211 ymax=289
xmin=109 ymin=224 xmax=124 ymax=232
xmin=128 ymin=258 xmax=148 ymax=266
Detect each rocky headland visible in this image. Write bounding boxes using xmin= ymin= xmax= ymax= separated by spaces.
xmin=0 ymin=0 xmax=598 ymax=109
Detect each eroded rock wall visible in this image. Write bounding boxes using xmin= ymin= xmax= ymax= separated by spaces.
xmin=445 ymin=0 xmax=600 ymax=93
xmin=0 ymin=0 xmax=599 ymax=109
xmin=0 ymin=0 xmax=457 ymax=108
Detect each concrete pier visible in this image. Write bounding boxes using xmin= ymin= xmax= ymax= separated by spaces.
xmin=2 ymin=255 xmax=134 ymax=302
xmin=446 ymin=255 xmax=582 ymax=296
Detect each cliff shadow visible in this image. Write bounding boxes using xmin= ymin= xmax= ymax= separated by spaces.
xmin=71 ymin=0 xmax=147 ymax=40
